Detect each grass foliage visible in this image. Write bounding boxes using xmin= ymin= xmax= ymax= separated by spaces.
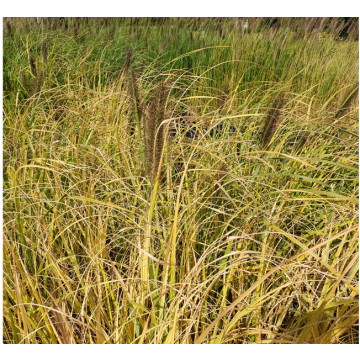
xmin=3 ymin=17 xmax=359 ymax=344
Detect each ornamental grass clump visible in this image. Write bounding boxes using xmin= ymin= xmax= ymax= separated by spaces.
xmin=2 ymin=17 xmax=359 ymax=345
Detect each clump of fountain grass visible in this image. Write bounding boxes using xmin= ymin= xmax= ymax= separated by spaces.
xmin=2 ymin=17 xmax=358 ymax=345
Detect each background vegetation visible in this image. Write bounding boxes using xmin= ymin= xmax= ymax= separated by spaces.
xmin=3 ymin=17 xmax=359 ymax=344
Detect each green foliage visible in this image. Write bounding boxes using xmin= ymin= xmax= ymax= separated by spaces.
xmin=3 ymin=17 xmax=359 ymax=344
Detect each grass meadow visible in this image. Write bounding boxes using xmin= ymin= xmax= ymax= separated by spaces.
xmin=2 ymin=17 xmax=359 ymax=344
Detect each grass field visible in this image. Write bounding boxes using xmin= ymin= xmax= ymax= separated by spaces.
xmin=3 ymin=17 xmax=359 ymax=344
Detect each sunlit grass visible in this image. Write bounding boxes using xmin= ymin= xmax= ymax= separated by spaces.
xmin=3 ymin=17 xmax=359 ymax=344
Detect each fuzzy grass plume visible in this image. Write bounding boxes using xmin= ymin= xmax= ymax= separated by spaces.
xmin=261 ymin=92 xmax=285 ymax=146
xmin=144 ymin=81 xmax=168 ymax=182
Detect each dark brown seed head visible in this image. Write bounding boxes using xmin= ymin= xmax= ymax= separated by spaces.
xmin=145 ymin=81 xmax=168 ymax=182
xmin=6 ymin=20 xmax=12 ymax=37
xmin=30 ymin=69 xmax=44 ymax=96
xmin=217 ymin=82 xmax=229 ymax=109
xmin=262 ymin=93 xmax=285 ymax=147
xmin=29 ymin=55 xmax=37 ymax=76
xmin=22 ymin=73 xmax=27 ymax=89
xmin=218 ymin=26 xmax=223 ymax=39
xmin=54 ymin=100 xmax=66 ymax=122
xmin=123 ymin=47 xmax=133 ymax=75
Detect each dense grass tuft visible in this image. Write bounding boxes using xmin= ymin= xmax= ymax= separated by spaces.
xmin=3 ymin=17 xmax=359 ymax=344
